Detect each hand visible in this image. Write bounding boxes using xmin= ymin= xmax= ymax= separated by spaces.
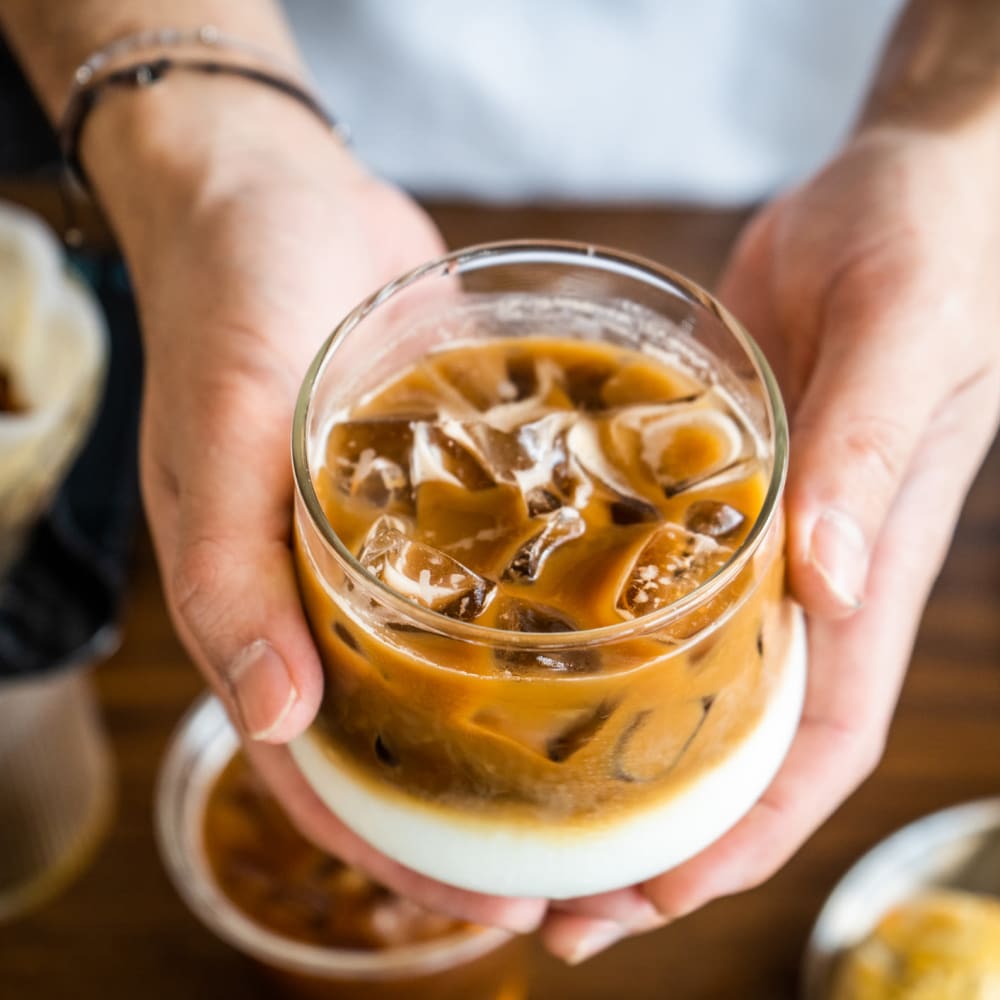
xmin=542 ymin=124 xmax=1000 ymax=962
xmin=91 ymin=80 xmax=544 ymax=934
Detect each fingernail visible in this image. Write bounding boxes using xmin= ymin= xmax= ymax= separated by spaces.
xmin=809 ymin=509 xmax=867 ymax=610
xmin=626 ymin=899 xmax=669 ymax=933
xmin=227 ymin=640 xmax=298 ymax=741
xmin=566 ymin=920 xmax=625 ymax=966
xmin=504 ymin=901 xmax=546 ymax=934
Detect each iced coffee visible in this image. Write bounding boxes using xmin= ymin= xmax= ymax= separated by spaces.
xmin=291 ymin=243 xmax=805 ymax=899
xmin=206 ymin=754 xmax=470 ymax=949
xmin=203 ymin=753 xmax=526 ymax=1000
xmin=157 ymin=696 xmax=524 ymax=1000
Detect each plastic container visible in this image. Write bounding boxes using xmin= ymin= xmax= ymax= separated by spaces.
xmin=0 ymin=666 xmax=114 ymax=921
xmin=0 ymin=202 xmax=107 ymax=576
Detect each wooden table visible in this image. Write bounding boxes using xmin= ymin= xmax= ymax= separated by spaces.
xmin=2 ymin=201 xmax=999 ymax=999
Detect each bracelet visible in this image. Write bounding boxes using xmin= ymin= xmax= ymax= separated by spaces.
xmin=70 ymin=24 xmax=297 ymax=86
xmin=58 ymin=55 xmax=349 ymax=197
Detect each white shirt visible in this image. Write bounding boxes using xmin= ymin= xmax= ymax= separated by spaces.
xmin=285 ymin=0 xmax=905 ymax=204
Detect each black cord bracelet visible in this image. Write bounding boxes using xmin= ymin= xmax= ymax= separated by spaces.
xmin=58 ymin=55 xmax=348 ymax=198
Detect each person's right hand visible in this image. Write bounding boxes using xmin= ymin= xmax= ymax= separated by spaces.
xmin=86 ymin=77 xmax=545 ymax=934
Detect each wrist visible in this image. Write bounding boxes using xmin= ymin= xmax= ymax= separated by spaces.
xmin=858 ymin=103 xmax=1000 ymax=171
xmin=81 ymin=70 xmax=366 ymax=252
xmin=858 ymin=0 xmax=1000 ymax=173
xmin=852 ymin=112 xmax=1000 ymax=208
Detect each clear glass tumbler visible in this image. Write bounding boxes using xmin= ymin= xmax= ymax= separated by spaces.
xmin=291 ymin=241 xmax=806 ymax=899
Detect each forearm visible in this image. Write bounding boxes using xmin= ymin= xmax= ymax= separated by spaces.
xmin=862 ymin=0 xmax=1000 ymax=147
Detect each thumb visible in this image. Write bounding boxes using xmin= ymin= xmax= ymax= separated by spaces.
xmin=784 ymin=291 xmax=949 ymax=620
xmin=166 ymin=386 xmax=324 ymax=744
xmin=171 ymin=531 xmax=324 ymax=743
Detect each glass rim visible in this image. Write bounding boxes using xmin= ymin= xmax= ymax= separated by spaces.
xmin=154 ymin=694 xmax=513 ymax=980
xmin=292 ymin=239 xmax=788 ymax=649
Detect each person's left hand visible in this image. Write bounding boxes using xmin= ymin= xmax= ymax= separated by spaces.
xmin=540 ymin=122 xmax=1000 ymax=963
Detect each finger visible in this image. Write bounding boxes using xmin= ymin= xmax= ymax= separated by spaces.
xmin=785 ymin=288 xmax=961 ymax=619
xmin=540 ymin=913 xmax=626 ymax=966
xmin=167 ymin=373 xmax=323 ymax=744
xmin=541 ymin=888 xmax=667 ymax=965
xmin=642 ymin=390 xmax=991 ymax=920
xmin=551 ymin=887 xmax=663 ymax=927
xmin=715 ymin=207 xmax=787 ymax=378
xmin=244 ymin=740 xmax=546 ymax=934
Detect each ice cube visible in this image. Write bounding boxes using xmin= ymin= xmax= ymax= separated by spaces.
xmin=566 ymin=416 xmax=654 ymax=511
xmin=683 ymin=499 xmax=746 ymax=539
xmin=341 ymin=449 xmax=409 ymax=508
xmin=616 ymin=523 xmax=732 ymax=620
xmin=609 ymin=399 xmax=749 ymax=497
xmin=502 ymin=507 xmax=585 ymax=582
xmin=505 ymin=353 xmax=538 ymax=400
xmin=329 ymin=418 xmax=417 ymax=508
xmin=332 ymin=620 xmax=361 ymax=652
xmin=409 ymin=422 xmax=495 ymax=490
xmin=562 ymin=357 xmax=617 ymax=410
xmin=546 ymin=701 xmax=615 ymax=762
xmin=409 ymin=414 xmax=557 ymax=492
xmin=608 ymin=496 xmax=660 ymax=525
xmin=495 ymin=595 xmax=576 ymax=634
xmin=525 ymin=487 xmax=562 ymax=517
xmin=329 ymin=418 xmax=417 ymax=461
xmin=493 ymin=597 xmax=599 ymax=673
xmin=436 ymin=419 xmax=529 ymax=485
xmin=469 ymin=702 xmax=612 ymax=762
xmin=420 ymin=364 xmax=484 ymax=420
xmin=515 ymin=413 xmax=595 ymax=510
xmin=612 ymin=695 xmax=716 ymax=783
xmin=478 ymin=357 xmax=570 ymax=433
xmin=550 ymin=452 xmax=594 ymax=510
xmin=358 ymin=515 xmax=496 ymax=621
xmin=428 ymin=350 xmax=511 ymax=411
xmin=661 ymin=458 xmax=759 ymax=499
xmin=428 ymin=410 xmax=592 ymax=512
xmin=516 ymin=411 xmax=574 ymax=466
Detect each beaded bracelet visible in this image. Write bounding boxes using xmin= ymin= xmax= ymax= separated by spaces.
xmin=70 ymin=24 xmax=298 ymax=86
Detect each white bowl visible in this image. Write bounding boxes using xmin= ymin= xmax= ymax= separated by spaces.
xmin=802 ymin=797 xmax=1000 ymax=999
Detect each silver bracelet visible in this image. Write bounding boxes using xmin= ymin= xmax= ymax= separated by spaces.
xmin=71 ymin=24 xmax=298 ymax=86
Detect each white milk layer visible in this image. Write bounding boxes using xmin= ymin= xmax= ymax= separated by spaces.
xmin=292 ymin=605 xmax=807 ymax=899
